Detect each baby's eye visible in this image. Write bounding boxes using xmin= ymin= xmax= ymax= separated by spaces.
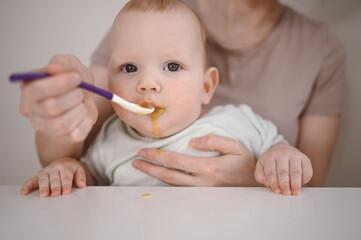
xmin=122 ymin=64 xmax=138 ymax=73
xmin=164 ymin=62 xmax=181 ymax=72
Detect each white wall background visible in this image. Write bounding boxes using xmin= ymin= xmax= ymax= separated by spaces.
xmin=0 ymin=0 xmax=360 ymax=186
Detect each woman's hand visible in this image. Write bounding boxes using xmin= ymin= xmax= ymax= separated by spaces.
xmin=19 ymin=54 xmax=98 ymax=142
xmin=21 ymin=158 xmax=88 ymax=197
xmin=132 ymin=134 xmax=258 ymax=187
xmin=254 ymin=143 xmax=313 ymax=195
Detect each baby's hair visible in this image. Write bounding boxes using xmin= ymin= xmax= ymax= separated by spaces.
xmin=122 ymin=0 xmax=186 ymax=12
xmin=120 ymin=0 xmax=207 ymax=67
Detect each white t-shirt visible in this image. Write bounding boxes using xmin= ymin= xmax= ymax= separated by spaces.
xmin=82 ymin=104 xmax=287 ymax=186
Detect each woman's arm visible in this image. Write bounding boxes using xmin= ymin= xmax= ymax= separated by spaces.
xmin=297 ymin=115 xmax=341 ymax=186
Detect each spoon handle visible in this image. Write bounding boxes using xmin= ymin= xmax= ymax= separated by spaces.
xmin=9 ymin=72 xmax=113 ymax=100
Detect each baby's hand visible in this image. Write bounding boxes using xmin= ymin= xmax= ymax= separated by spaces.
xmin=21 ymin=158 xmax=86 ymax=197
xmin=254 ymin=143 xmax=313 ymax=195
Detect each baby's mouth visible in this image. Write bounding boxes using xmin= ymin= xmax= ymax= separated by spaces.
xmin=136 ymin=99 xmax=166 ymax=138
xmin=137 ymin=100 xmax=166 ymax=116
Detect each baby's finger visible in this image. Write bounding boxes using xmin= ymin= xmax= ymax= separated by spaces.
xmin=290 ymin=158 xmax=302 ymax=195
xmin=264 ymin=160 xmax=281 ymax=194
xmin=302 ymin=157 xmax=313 ymax=184
xmin=59 ymin=169 xmax=74 ymax=195
xmin=276 ymin=158 xmax=291 ymax=195
xmin=254 ymin=162 xmax=268 ymax=186
xmin=73 ymin=166 xmax=87 ymax=188
xmin=48 ymin=170 xmax=61 ymax=197
xmin=21 ymin=176 xmax=39 ymax=195
xmin=37 ymin=172 xmax=50 ymax=197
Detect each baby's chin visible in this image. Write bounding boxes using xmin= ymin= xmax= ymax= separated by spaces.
xmin=132 ymin=125 xmax=181 ymax=139
xmin=121 ymin=109 xmax=201 ymax=139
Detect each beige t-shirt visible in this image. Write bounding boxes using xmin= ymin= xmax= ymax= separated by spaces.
xmin=91 ymin=5 xmax=345 ymax=146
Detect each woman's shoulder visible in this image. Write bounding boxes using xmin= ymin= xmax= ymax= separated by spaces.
xmin=283 ymin=6 xmax=342 ymax=46
xmin=277 ymin=5 xmax=345 ymax=63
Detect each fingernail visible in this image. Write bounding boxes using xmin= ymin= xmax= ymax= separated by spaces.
xmin=133 ymin=160 xmax=139 ymax=168
xmin=274 ymin=188 xmax=281 ymax=194
xmin=138 ymin=150 xmax=146 ymax=158
xmin=79 ymin=180 xmax=86 ymax=188
xmin=284 ymin=190 xmax=291 ymax=195
xmin=62 ymin=188 xmax=70 ymax=194
xmin=40 ymin=193 xmax=48 ymax=198
xmin=72 ymin=73 xmax=81 ymax=85
xmin=190 ymin=138 xmax=200 ymax=145
xmin=293 ymin=189 xmax=302 ymax=195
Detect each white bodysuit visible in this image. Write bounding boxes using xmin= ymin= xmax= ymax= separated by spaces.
xmin=82 ymin=104 xmax=287 ymax=186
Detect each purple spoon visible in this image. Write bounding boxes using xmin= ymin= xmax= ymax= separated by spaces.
xmin=9 ymin=72 xmax=154 ymax=115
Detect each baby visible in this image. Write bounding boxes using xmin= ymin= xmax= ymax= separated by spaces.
xmin=21 ymin=0 xmax=312 ymax=196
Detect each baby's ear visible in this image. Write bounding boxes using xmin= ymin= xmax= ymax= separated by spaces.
xmin=202 ymin=67 xmax=219 ymax=105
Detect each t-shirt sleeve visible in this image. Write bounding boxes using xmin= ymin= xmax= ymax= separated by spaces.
xmin=240 ymin=105 xmax=288 ymax=159
xmin=90 ymin=29 xmax=111 ymax=68
xmin=81 ymin=133 xmax=110 ymax=186
xmin=302 ymin=25 xmax=346 ymax=115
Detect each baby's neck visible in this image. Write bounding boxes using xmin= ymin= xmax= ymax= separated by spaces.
xmin=199 ymin=108 xmax=210 ymax=118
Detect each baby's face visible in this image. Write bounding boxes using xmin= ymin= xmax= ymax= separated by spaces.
xmin=109 ymin=9 xmax=207 ymax=138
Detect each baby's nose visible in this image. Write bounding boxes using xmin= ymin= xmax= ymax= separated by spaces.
xmin=137 ymin=77 xmax=161 ymax=93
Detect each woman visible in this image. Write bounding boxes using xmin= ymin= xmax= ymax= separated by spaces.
xmin=21 ymin=0 xmax=345 ymax=192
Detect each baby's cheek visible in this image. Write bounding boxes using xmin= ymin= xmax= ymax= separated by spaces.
xmin=112 ymin=104 xmax=133 ymax=124
xmin=175 ymin=103 xmax=201 ymax=126
xmin=109 ymin=79 xmax=132 ymax=97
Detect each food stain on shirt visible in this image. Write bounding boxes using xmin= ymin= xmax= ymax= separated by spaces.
xmin=149 ymin=108 xmax=165 ymax=137
xmin=158 ymin=149 xmax=165 ymax=155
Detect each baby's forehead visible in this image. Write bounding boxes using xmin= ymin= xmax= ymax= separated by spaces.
xmin=112 ymin=0 xmax=206 ymax=43
xmin=111 ymin=8 xmax=204 ymax=46
xmin=114 ymin=7 xmax=201 ymax=30
xmin=110 ymin=6 xmax=206 ymax=67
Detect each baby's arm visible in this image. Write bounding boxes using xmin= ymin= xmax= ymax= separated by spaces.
xmin=21 ymin=157 xmax=95 ymax=197
xmin=254 ymin=143 xmax=313 ymax=195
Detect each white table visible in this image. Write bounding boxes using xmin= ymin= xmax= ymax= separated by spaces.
xmin=1 ymin=186 xmax=360 ymax=240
